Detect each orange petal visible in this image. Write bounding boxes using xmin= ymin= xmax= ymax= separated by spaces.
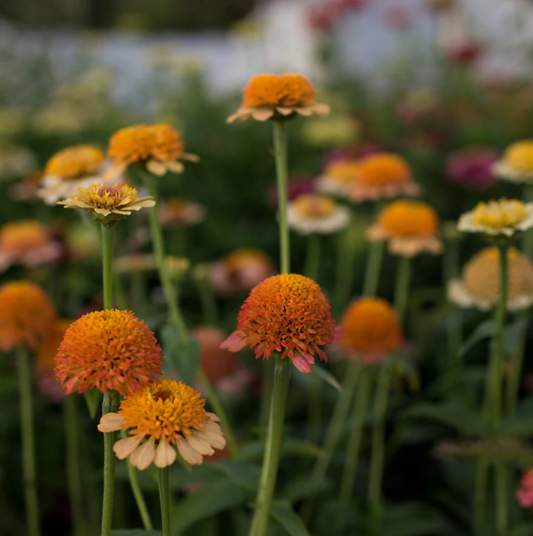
xmin=97 ymin=413 xmax=124 ymax=433
xmin=154 ymin=440 xmax=177 ymax=468
xmin=146 ymin=159 xmax=167 ymax=176
xmin=177 ymin=437 xmax=203 ymax=465
xmin=193 ymin=430 xmax=226 ymax=450
xmin=251 ymin=108 xmax=274 ymax=121
xmin=186 ymin=435 xmax=214 ymax=455
xmin=129 ymin=438 xmax=156 ymax=470
xmin=113 ymin=436 xmax=142 ymax=459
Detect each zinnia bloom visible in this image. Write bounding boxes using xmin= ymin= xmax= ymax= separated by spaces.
xmin=493 ymin=140 xmax=533 ymax=184
xmin=367 ymin=200 xmax=443 ymax=256
xmin=448 ymin=247 xmax=533 ymax=311
xmin=227 ymin=73 xmax=330 ymax=123
xmin=446 ymin=146 xmax=498 ymax=191
xmin=457 ymin=199 xmax=533 ymax=237
xmin=517 ymin=469 xmax=533 ymax=508
xmin=160 ymin=197 xmax=206 ymax=228
xmin=315 ymin=159 xmax=359 ymax=199
xmin=54 ymin=310 xmax=163 ymax=394
xmin=0 ymin=281 xmax=56 ymax=351
xmin=209 ymin=249 xmax=277 ymax=294
xmin=58 ymin=183 xmax=155 ymax=225
xmin=221 ymin=274 xmax=337 ymax=373
xmin=350 ymin=153 xmax=421 ymax=202
xmin=39 ymin=145 xmax=111 ymax=205
xmin=97 ymin=379 xmax=225 ymax=468
xmin=0 ymin=220 xmax=62 ymax=271
xmin=115 ymin=253 xmax=189 ymax=279
xmin=339 ymin=298 xmax=403 ymax=364
xmin=287 ymin=193 xmax=350 ymax=234
xmin=106 ymin=123 xmax=199 ymax=180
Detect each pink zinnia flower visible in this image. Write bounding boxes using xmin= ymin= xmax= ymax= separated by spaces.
xmin=517 ymin=469 xmax=533 ymax=508
xmin=445 ymin=146 xmax=498 ymax=191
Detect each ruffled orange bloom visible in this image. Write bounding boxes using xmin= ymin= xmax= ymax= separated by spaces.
xmin=350 ymin=153 xmax=420 ymax=202
xmin=54 ymin=310 xmax=163 ymax=395
xmin=227 ymin=74 xmax=330 ymax=123
xmin=0 ymin=281 xmax=56 ymax=351
xmin=0 ymin=220 xmax=61 ymax=271
xmin=368 ymin=200 xmax=443 ymax=256
xmin=98 ymin=379 xmax=225 ymax=469
xmin=106 ymin=124 xmax=199 ymax=180
xmin=339 ymin=298 xmax=402 ymax=364
xmin=221 ymin=274 xmax=337 ymax=373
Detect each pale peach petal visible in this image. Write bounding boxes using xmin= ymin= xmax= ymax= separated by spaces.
xmin=129 ymin=438 xmax=156 ymax=470
xmin=97 ymin=413 xmax=125 ymax=433
xmin=251 ymin=108 xmax=275 ymax=121
xmin=226 ymin=108 xmax=253 ymax=124
xmin=186 ymin=435 xmax=215 ymax=455
xmin=154 ymin=440 xmax=177 ymax=468
xmin=307 ymin=102 xmax=331 ymax=116
xmin=146 ymin=159 xmax=167 ymax=176
xmin=93 ymin=208 xmax=112 ymax=216
xmin=192 ymin=430 xmax=226 ymax=450
xmin=177 ymin=437 xmax=203 ymax=465
xmin=202 ymin=421 xmax=222 ymax=433
xmin=206 ymin=412 xmax=221 ymax=422
xmin=113 ymin=436 xmax=142 ymax=459
xmin=165 ymin=160 xmax=184 ymax=173
xmin=276 ymin=106 xmax=295 ymax=116
xmin=182 ymin=153 xmax=200 ymax=163
xmin=104 ymin=162 xmax=126 ymax=182
xmin=294 ymin=107 xmax=313 ymax=117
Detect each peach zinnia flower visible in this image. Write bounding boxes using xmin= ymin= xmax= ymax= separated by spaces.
xmin=0 ymin=220 xmax=62 ymax=271
xmin=448 ymin=247 xmax=533 ymax=311
xmin=287 ymin=193 xmax=350 ymax=235
xmin=367 ymin=200 xmax=443 ymax=256
xmin=106 ymin=123 xmax=199 ymax=180
xmin=315 ymin=159 xmax=359 ymax=199
xmin=221 ymin=274 xmax=337 ymax=373
xmin=54 ymin=310 xmax=163 ymax=394
xmin=227 ymin=73 xmax=330 ymax=123
xmin=339 ymin=298 xmax=402 ymax=364
xmin=160 ymin=197 xmax=206 ymax=229
xmin=97 ymin=379 xmax=225 ymax=468
xmin=0 ymin=281 xmax=56 ymax=351
xmin=350 ymin=153 xmax=420 ymax=202
xmin=517 ymin=469 xmax=533 ymax=508
xmin=39 ymin=145 xmax=111 ymax=204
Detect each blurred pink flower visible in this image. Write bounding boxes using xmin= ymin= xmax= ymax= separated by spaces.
xmin=269 ymin=175 xmax=315 ymax=207
xmin=445 ymin=146 xmax=498 ymax=191
xmin=446 ymin=40 xmax=483 ymax=66
xmin=517 ymin=469 xmax=533 ymax=508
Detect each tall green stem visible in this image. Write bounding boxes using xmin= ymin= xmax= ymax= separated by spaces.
xmin=158 ymin=467 xmax=171 ymax=536
xmin=363 ymin=240 xmax=385 ymax=298
xmin=304 ymin=233 xmax=320 ymax=281
xmin=334 ymin=217 xmax=358 ymax=314
xmin=18 ymin=347 xmax=40 ymax=536
xmin=101 ymin=226 xmax=114 ymax=310
xmin=273 ymin=120 xmax=290 ymax=274
xmin=523 ymin=185 xmax=533 ymax=255
xmin=443 ymin=240 xmax=463 ymax=371
xmin=248 ymin=359 xmax=291 ymax=536
xmin=64 ymin=395 xmax=85 ymax=536
xmin=394 ymin=256 xmax=412 ymax=321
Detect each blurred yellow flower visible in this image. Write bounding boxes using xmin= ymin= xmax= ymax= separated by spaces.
xmin=493 ymin=140 xmax=533 ymax=184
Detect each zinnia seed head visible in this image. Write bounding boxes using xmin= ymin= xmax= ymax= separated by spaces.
xmin=0 ymin=281 xmax=57 ymax=351
xmin=472 ymin=199 xmax=527 ymax=229
xmin=379 ymin=200 xmax=439 ymax=237
xmin=45 ymin=145 xmax=104 ymax=180
xmin=355 ymin=153 xmax=411 ymax=186
xmin=54 ymin=309 xmax=163 ymax=395
xmin=242 ymin=73 xmax=316 ymax=108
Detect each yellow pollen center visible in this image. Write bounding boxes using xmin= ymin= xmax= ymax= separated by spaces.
xmin=503 ymin=140 xmax=533 ymax=173
xmin=73 ymin=183 xmax=139 ymax=210
xmin=324 ymin=160 xmax=359 ymax=183
xmin=380 ymin=201 xmax=438 ymax=236
xmin=293 ymin=194 xmax=336 ymax=218
xmin=355 ymin=154 xmax=412 ymax=187
xmin=45 ymin=145 xmax=104 ymax=180
xmin=242 ymin=73 xmax=316 ymax=108
xmin=472 ymin=199 xmax=527 ymax=228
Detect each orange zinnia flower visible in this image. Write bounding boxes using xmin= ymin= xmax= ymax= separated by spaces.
xmin=227 ymin=74 xmax=330 ymax=123
xmin=221 ymin=274 xmax=337 ymax=373
xmin=0 ymin=281 xmax=57 ymax=351
xmin=98 ymin=379 xmax=225 ymax=469
xmin=54 ymin=310 xmax=163 ymax=395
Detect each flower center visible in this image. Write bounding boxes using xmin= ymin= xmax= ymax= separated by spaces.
xmin=293 ymin=194 xmax=336 ymax=218
xmin=73 ymin=183 xmax=138 ymax=210
xmin=355 ymin=154 xmax=411 ymax=186
xmin=472 ymin=199 xmax=527 ymax=228
xmin=242 ymin=73 xmax=316 ymax=108
xmin=98 ymin=185 xmax=120 ymax=197
xmin=503 ymin=140 xmax=533 ymax=173
xmin=0 ymin=221 xmax=49 ymax=252
xmin=45 ymin=145 xmax=104 ymax=180
xmin=380 ymin=201 xmax=438 ymax=236
xmin=324 ymin=160 xmax=359 ymax=183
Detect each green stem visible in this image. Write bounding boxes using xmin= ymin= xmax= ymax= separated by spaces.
xmin=368 ymin=365 xmax=392 ymax=520
xmin=443 ymin=240 xmax=463 ymax=371
xmin=248 ymin=359 xmax=290 ymax=536
xmin=273 ymin=121 xmax=290 ymax=274
xmin=304 ymin=233 xmax=321 ymax=281
xmin=394 ymin=256 xmax=412 ymax=321
xmin=474 ymin=460 xmax=488 ymax=535
xmin=64 ymin=395 xmax=85 ymax=536
xmin=340 ymin=368 xmax=370 ymax=500
xmin=334 ymin=217 xmax=358 ymax=314
xmin=100 ymin=390 xmax=120 ymax=536
xmin=121 ymin=430 xmax=153 ymax=530
xmin=362 ymin=240 xmax=385 ymax=298
xmin=523 ymin=184 xmax=533 ymax=256
xmin=158 ymin=467 xmax=171 ymax=536
xmin=18 ymin=347 xmax=40 ymax=536
xmin=506 ymin=330 xmax=526 ymax=415
xmin=101 ymin=226 xmax=114 ymax=310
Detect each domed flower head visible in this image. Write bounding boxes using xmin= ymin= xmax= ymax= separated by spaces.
xmin=106 ymin=123 xmax=199 ymax=180
xmin=97 ymin=379 xmax=225 ymax=469
xmin=445 ymin=146 xmax=498 ymax=191
xmin=448 ymin=247 xmax=533 ymax=311
xmin=160 ymin=197 xmax=206 ymax=229
xmin=227 ymin=73 xmax=330 ymax=123
xmin=209 ymin=249 xmax=277 ymax=294
xmin=0 ymin=281 xmax=56 ymax=351
xmin=458 ymin=199 xmax=533 ymax=238
xmin=221 ymin=274 xmax=337 ymax=373
xmin=58 ymin=183 xmax=155 ymax=226
xmin=55 ymin=309 xmax=163 ymax=394
xmin=517 ymin=469 xmax=533 ymax=508
xmin=339 ymin=298 xmax=402 ymax=364
xmin=350 ymin=153 xmax=420 ymax=202
xmin=368 ymin=200 xmax=443 ymax=257
xmin=0 ymin=220 xmax=62 ymax=271
xmin=287 ymin=193 xmax=350 ymax=235
xmin=493 ymin=140 xmax=533 ymax=184
xmin=315 ymin=159 xmax=359 ymax=199
xmin=39 ymin=145 xmax=111 ymax=205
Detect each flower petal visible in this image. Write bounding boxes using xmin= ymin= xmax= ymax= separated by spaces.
xmin=185 ymin=434 xmax=215 ymax=455
xmin=97 ymin=413 xmax=125 ymax=433
xmin=220 ymin=331 xmax=247 ymax=352
xmin=192 ymin=430 xmax=226 ymax=450
xmin=292 ymin=353 xmax=314 ymax=373
xmin=114 ymin=436 xmax=142 ymax=459
xmin=177 ymin=437 xmax=203 ymax=465
xmin=146 ymin=159 xmax=167 ymax=176
xmin=129 ymin=437 xmax=156 ymax=470
xmin=154 ymin=440 xmax=177 ymax=468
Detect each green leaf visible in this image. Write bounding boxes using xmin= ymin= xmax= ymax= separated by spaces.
xmin=312 ymin=365 xmax=342 ymax=392
xmin=160 ymin=325 xmax=200 ymax=386
xmin=280 ymin=476 xmax=327 ymax=502
xmin=401 ymin=403 xmax=490 ymax=438
xmin=459 ymin=320 xmax=496 ymax=357
xmin=240 ymin=437 xmax=326 ymax=461
xmin=84 ymin=389 xmax=102 ymax=419
xmin=270 ymin=500 xmax=311 ymax=536
xmin=111 ymin=531 xmax=162 ymax=536
xmin=172 ymin=478 xmax=252 ymax=531
xmin=210 ymin=460 xmax=260 ymax=490
xmin=501 ymin=417 xmax=533 ymax=438
xmin=509 ymin=522 xmax=533 ymax=536
xmin=503 ymin=318 xmax=529 ymax=355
